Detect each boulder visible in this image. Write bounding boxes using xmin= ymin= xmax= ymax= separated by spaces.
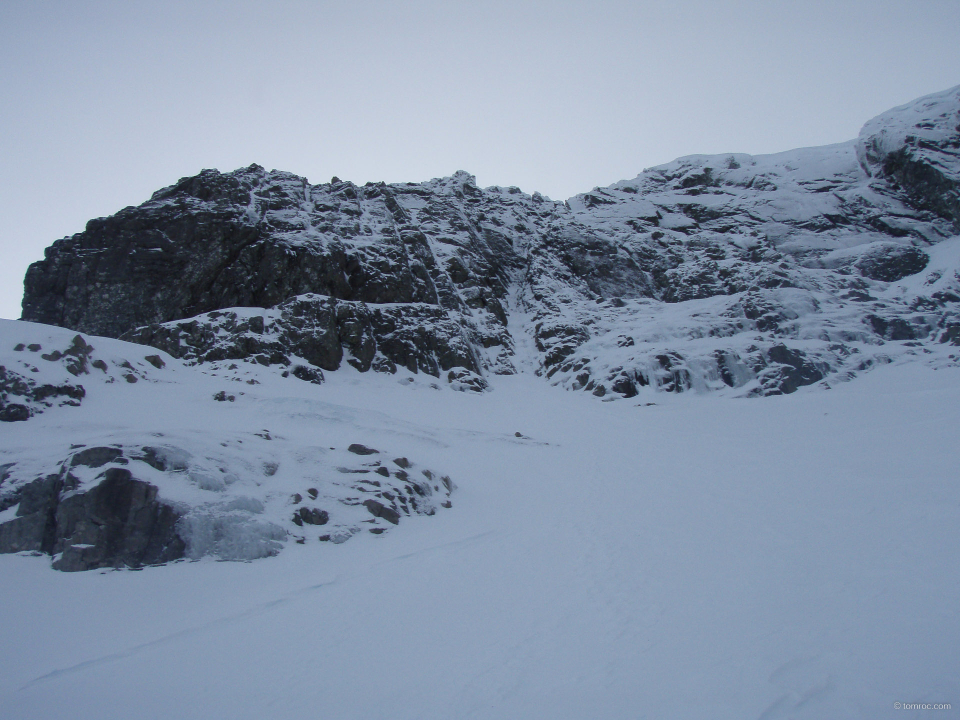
xmin=0 ymin=468 xmax=185 ymax=571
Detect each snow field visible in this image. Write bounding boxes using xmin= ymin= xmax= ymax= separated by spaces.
xmin=1 ymin=357 xmax=958 ymax=719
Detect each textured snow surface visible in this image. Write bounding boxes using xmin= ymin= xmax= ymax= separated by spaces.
xmin=1 ymin=330 xmax=958 ymax=718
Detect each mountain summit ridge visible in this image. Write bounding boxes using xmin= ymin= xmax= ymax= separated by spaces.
xmin=16 ymin=84 xmax=960 ymax=401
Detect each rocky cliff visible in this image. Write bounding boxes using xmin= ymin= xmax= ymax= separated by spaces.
xmin=21 ymin=169 xmax=519 ymax=381
xmin=20 ymin=86 xmax=960 ymax=400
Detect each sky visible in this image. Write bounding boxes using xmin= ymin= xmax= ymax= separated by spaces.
xmin=1 ymin=0 xmax=958 ymax=321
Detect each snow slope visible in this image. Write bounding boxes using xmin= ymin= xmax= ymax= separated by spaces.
xmin=0 ymin=320 xmax=457 ymax=567
xmin=1 ymin=332 xmax=958 ymax=719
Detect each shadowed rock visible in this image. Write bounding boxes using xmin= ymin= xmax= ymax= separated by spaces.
xmin=362 ymin=499 xmax=400 ymax=525
xmin=0 ymin=468 xmax=185 ymax=571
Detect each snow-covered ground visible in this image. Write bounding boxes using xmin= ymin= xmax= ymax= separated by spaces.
xmin=1 ymin=336 xmax=957 ymax=719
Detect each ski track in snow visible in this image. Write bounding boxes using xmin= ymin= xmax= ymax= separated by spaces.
xmin=19 ymin=529 xmax=501 ymax=693
xmin=17 ymin=588 xmax=329 ymax=691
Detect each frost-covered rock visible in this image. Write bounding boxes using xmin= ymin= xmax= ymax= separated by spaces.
xmin=121 ymin=294 xmax=484 ymax=378
xmin=16 ymin=84 xmax=960 ymax=402
xmin=517 ymin=85 xmax=960 ymax=396
xmin=856 ymin=85 xmax=960 ymax=230
xmin=0 ymin=432 xmax=456 ymax=571
xmin=1 ymin=327 xmax=178 ymax=421
xmin=21 ymin=168 xmax=517 ymax=379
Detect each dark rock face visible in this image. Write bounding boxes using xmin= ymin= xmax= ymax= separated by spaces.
xmin=23 ymin=168 xmax=517 ymax=380
xmin=941 ymin=324 xmax=960 ymax=345
xmin=854 ymin=244 xmax=930 ymax=282
xmin=0 ymin=467 xmax=185 ymax=572
xmin=71 ymin=446 xmax=124 ymax=468
xmin=758 ymin=345 xmax=828 ymax=395
xmin=52 ymin=469 xmax=185 ymax=571
xmin=856 ymin=86 xmax=960 ymax=232
xmin=0 ymin=403 xmax=30 ymax=422
xmin=292 ymin=507 xmax=329 ymax=526
xmin=0 ymin=422 xmax=458 ymax=571
xmin=865 ymin=315 xmax=920 ymax=341
xmin=122 ymin=294 xmax=481 ymax=377
xmin=348 ymin=443 xmax=379 ymax=455
xmin=362 ymin=499 xmax=401 ymax=525
xmin=291 ymin=365 xmax=324 ymax=384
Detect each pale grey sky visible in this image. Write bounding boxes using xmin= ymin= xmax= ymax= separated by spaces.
xmin=2 ymin=0 xmax=958 ymax=320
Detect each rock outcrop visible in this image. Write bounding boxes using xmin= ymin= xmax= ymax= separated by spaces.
xmin=0 ymin=429 xmax=457 ymax=571
xmin=22 ymin=170 xmax=518 ymax=382
xmin=121 ymin=294 xmax=483 ymax=378
xmin=1 ymin=329 xmax=176 ymax=422
xmin=0 ymin=464 xmax=185 ymax=572
xmin=856 ymin=85 xmax=960 ymax=230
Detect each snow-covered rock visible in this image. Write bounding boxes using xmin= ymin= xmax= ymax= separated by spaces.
xmin=857 ymin=84 xmax=960 ymax=228
xmin=21 ymin=86 xmax=960 ymax=403
xmin=0 ymin=321 xmax=456 ymax=570
xmin=6 ymin=85 xmax=960 ymax=570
